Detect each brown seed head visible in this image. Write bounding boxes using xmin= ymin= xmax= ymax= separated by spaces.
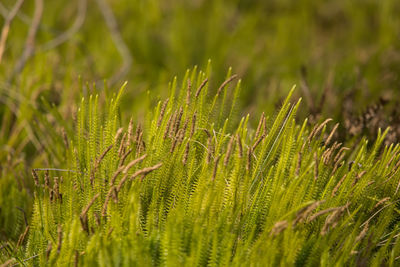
xmin=186 ymin=79 xmax=191 ymax=106
xmin=32 ymin=169 xmax=39 ymax=186
xmin=158 ymin=98 xmax=169 ymax=127
xmin=212 ymin=155 xmax=221 ymax=181
xmin=236 ymin=134 xmax=243 ymax=158
xmin=126 ymin=118 xmax=134 ymax=147
xmin=182 ymin=142 xmax=190 ymax=165
xmin=190 ymin=112 xmax=197 ymax=138
xmin=216 ymin=74 xmax=238 ymax=96
xmin=325 ymin=123 xmax=339 ymax=146
xmin=224 ymin=135 xmax=235 ymax=166
xmin=114 ymin=127 xmax=124 ymax=143
xmin=270 ymin=220 xmax=288 ymax=237
xmin=255 ymin=112 xmax=265 ymax=139
xmin=195 ymin=78 xmax=208 ymax=98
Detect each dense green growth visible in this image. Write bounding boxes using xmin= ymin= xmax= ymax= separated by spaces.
xmin=2 ymin=67 xmax=400 ymax=266
xmin=1 ymin=0 xmax=400 ymax=266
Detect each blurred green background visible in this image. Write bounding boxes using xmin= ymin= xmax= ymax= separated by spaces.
xmin=0 ymin=0 xmax=400 ymax=242
xmin=2 ymin=0 xmax=399 ymax=113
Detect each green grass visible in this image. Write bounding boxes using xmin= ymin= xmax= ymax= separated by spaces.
xmin=2 ymin=67 xmax=400 ymax=265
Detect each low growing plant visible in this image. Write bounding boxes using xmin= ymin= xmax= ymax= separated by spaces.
xmin=2 ymin=67 xmax=400 ymax=266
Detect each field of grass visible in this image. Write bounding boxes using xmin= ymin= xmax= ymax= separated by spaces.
xmin=1 ymin=0 xmax=400 ymax=266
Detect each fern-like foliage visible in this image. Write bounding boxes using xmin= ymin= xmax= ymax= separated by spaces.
xmin=4 ymin=66 xmax=400 ymax=266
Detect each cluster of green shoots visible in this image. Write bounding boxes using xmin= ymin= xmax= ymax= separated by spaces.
xmin=2 ymin=67 xmax=400 ymax=266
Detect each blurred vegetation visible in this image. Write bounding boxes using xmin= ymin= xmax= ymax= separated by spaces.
xmin=1 ymin=0 xmax=399 ymax=113
xmin=0 ymin=0 xmax=400 ymax=265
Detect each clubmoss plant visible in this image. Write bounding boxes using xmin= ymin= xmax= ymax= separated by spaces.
xmin=2 ymin=67 xmax=400 ymax=266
